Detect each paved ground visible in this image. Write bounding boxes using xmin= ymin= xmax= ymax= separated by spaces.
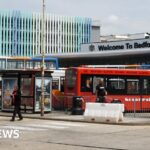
xmin=0 ymin=116 xmax=150 ymax=150
xmin=0 ymin=111 xmax=150 ymax=125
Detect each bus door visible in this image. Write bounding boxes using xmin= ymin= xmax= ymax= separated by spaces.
xmin=140 ymin=77 xmax=150 ymax=111
xmin=126 ymin=78 xmax=140 ymax=111
xmin=105 ymin=76 xmax=126 ymax=104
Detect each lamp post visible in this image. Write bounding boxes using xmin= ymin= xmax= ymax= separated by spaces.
xmin=41 ymin=0 xmax=45 ymax=116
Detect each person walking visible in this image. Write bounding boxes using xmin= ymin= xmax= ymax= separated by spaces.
xmin=10 ymin=85 xmax=23 ymax=121
xmin=96 ymin=79 xmax=107 ymax=103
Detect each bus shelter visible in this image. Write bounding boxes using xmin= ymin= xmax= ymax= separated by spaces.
xmin=0 ymin=69 xmax=53 ymax=113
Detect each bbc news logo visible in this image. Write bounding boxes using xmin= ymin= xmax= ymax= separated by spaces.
xmin=0 ymin=129 xmax=20 ymax=139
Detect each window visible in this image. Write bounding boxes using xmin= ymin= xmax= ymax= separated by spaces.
xmin=26 ymin=61 xmax=33 ymax=69
xmin=52 ymin=79 xmax=59 ymax=90
xmin=127 ymin=79 xmax=139 ymax=94
xmin=45 ymin=62 xmax=56 ymax=70
xmin=60 ymin=77 xmax=65 ymax=92
xmin=142 ymin=78 xmax=150 ymax=95
xmin=7 ymin=61 xmax=17 ymax=69
xmin=34 ymin=61 xmax=41 ymax=69
xmin=93 ymin=76 xmax=105 ymax=94
xmin=107 ymin=77 xmax=126 ymax=95
xmin=17 ymin=61 xmax=24 ymax=69
xmin=81 ymin=75 xmax=92 ymax=92
xmin=66 ymin=69 xmax=76 ymax=88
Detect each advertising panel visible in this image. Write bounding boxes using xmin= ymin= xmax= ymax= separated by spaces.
xmin=35 ymin=77 xmax=51 ymax=112
xmin=2 ymin=78 xmax=18 ymax=110
xmin=21 ymin=78 xmax=33 ymax=96
xmin=21 ymin=78 xmax=34 ymax=109
xmin=0 ymin=80 xmax=2 ymax=109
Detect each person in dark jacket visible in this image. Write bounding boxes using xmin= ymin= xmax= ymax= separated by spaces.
xmin=10 ymin=85 xmax=23 ymax=121
xmin=96 ymin=79 xmax=107 ymax=103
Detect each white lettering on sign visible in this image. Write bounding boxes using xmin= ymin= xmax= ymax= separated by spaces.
xmin=0 ymin=129 xmax=20 ymax=139
xmin=81 ymin=39 xmax=150 ymax=52
xmin=125 ymin=98 xmax=150 ymax=102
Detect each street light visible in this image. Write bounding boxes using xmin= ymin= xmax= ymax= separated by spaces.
xmin=41 ymin=0 xmax=45 ymax=116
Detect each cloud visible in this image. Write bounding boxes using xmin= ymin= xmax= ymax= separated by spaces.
xmin=1 ymin=0 xmax=150 ymax=35
xmin=108 ymin=15 xmax=119 ymax=23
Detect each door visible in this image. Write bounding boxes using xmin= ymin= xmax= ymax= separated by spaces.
xmin=140 ymin=77 xmax=150 ymax=111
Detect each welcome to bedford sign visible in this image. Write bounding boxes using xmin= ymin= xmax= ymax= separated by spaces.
xmin=81 ymin=38 xmax=150 ymax=52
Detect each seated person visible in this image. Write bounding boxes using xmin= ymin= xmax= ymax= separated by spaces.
xmin=81 ymin=78 xmax=92 ymax=92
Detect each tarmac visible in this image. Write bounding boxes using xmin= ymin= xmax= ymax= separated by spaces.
xmin=0 ymin=110 xmax=150 ymax=125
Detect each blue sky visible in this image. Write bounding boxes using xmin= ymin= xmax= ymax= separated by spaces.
xmin=0 ymin=0 xmax=150 ymax=35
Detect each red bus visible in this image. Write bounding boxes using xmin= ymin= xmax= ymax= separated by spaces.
xmin=64 ymin=67 xmax=150 ymax=111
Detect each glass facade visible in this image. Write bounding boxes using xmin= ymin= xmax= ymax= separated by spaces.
xmin=0 ymin=10 xmax=92 ymax=57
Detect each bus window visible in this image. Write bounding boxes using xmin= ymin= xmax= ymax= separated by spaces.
xmin=51 ymin=70 xmax=65 ymax=91
xmin=142 ymin=78 xmax=150 ymax=95
xmin=81 ymin=75 xmax=92 ymax=92
xmin=52 ymin=79 xmax=59 ymax=90
xmin=127 ymin=79 xmax=139 ymax=94
xmin=93 ymin=76 xmax=105 ymax=94
xmin=60 ymin=77 xmax=64 ymax=92
xmin=65 ymin=69 xmax=76 ymax=88
xmin=107 ymin=77 xmax=125 ymax=94
xmin=46 ymin=62 xmax=56 ymax=69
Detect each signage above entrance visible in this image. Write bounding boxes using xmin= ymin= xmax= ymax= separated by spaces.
xmin=81 ymin=38 xmax=150 ymax=52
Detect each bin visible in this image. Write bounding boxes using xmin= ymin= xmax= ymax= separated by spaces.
xmin=72 ymin=96 xmax=84 ymax=115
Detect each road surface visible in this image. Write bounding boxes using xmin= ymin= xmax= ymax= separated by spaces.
xmin=0 ymin=116 xmax=150 ymax=150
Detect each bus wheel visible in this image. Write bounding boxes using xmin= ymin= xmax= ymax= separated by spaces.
xmin=111 ymin=99 xmax=122 ymax=104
